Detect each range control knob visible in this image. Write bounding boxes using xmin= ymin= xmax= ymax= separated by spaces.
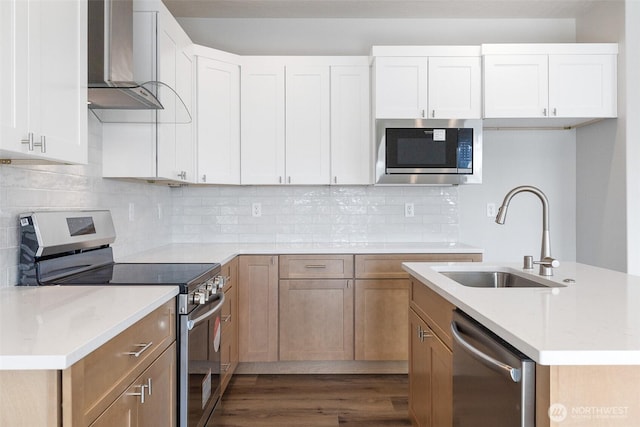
xmin=214 ymin=276 xmax=227 ymax=290
xmin=192 ymin=291 xmax=206 ymax=305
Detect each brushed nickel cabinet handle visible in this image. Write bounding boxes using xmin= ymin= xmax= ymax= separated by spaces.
xmin=222 ymin=363 xmax=231 ymax=372
xmin=222 ymin=314 xmax=232 ymax=322
xmin=127 ymin=384 xmax=148 ymax=404
xmin=305 ymin=264 xmax=327 ymax=269
xmin=125 ymin=342 xmax=153 ymax=358
xmin=21 ymin=132 xmax=34 ymax=151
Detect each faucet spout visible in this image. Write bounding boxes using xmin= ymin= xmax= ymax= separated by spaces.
xmin=495 ymin=185 xmax=555 ymax=276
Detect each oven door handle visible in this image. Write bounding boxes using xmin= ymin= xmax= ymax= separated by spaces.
xmin=450 ymin=320 xmax=521 ymax=383
xmin=187 ymin=292 xmax=226 ymax=331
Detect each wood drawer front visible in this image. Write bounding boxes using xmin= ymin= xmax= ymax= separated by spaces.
xmin=410 ymin=280 xmax=455 ymax=349
xmin=72 ymin=300 xmax=176 ymax=424
xmin=355 ymin=253 xmax=482 ymax=279
xmin=280 ymin=255 xmax=354 ymax=279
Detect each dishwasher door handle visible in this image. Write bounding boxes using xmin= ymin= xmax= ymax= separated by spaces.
xmin=451 ymin=320 xmax=522 ymax=383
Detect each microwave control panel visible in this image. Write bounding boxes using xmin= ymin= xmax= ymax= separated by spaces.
xmin=457 ymin=128 xmax=473 ymax=172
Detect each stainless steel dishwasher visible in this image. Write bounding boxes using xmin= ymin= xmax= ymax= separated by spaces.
xmin=451 ymin=310 xmax=535 ymax=427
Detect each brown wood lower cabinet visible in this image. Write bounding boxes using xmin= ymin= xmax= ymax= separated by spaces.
xmin=91 ymin=342 xmax=176 ymax=427
xmin=238 ymin=255 xmax=279 ymax=362
xmin=279 ymin=279 xmax=354 ymax=361
xmin=355 ymin=279 xmax=410 ymax=361
xmin=220 ymin=257 xmax=239 ymax=394
xmin=409 ymin=281 xmax=454 ymax=427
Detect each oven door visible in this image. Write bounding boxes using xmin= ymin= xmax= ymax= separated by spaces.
xmin=385 ymin=127 xmax=459 ymax=174
xmin=179 ymin=291 xmax=226 ymax=427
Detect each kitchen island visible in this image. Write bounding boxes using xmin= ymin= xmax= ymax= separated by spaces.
xmin=404 ymin=261 xmax=640 ymax=427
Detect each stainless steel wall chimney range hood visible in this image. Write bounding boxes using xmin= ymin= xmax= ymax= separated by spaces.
xmin=87 ymin=0 xmax=190 ymax=124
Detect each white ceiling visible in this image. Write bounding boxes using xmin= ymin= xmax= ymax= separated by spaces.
xmin=163 ymin=0 xmax=610 ymax=19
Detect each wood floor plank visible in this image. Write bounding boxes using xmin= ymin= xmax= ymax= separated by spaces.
xmin=209 ymin=374 xmax=410 ymax=427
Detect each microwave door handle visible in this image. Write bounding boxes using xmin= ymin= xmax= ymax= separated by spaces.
xmin=450 ymin=320 xmax=522 ymax=383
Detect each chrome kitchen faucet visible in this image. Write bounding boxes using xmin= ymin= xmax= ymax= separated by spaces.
xmin=495 ymin=185 xmax=559 ymax=276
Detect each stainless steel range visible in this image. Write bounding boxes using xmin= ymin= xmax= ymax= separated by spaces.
xmin=18 ymin=210 xmax=225 ymax=427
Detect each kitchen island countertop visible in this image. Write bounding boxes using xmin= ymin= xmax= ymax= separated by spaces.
xmin=403 ymin=261 xmax=640 ymax=366
xmin=0 ymin=285 xmax=178 ymax=370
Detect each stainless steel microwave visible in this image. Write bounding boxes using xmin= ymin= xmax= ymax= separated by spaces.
xmin=375 ymin=119 xmax=482 ymax=185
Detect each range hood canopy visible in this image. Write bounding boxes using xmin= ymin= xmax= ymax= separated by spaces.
xmin=87 ymin=0 xmax=191 ymax=124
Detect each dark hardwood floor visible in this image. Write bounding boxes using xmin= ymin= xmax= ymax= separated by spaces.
xmin=208 ymin=374 xmax=411 ymax=427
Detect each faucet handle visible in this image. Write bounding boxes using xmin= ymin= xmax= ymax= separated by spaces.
xmin=523 ymin=255 xmax=534 ymax=270
xmin=534 ymin=257 xmax=560 ymax=268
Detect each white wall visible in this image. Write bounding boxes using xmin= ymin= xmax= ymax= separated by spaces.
xmin=575 ymin=1 xmax=627 ymax=272
xmin=459 ymin=130 xmax=577 ymax=262
xmin=0 ymin=115 xmax=173 ymax=287
xmin=177 ymin=18 xmax=575 ymax=55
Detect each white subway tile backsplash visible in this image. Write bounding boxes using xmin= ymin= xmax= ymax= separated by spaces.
xmin=170 ymin=185 xmax=459 ymax=244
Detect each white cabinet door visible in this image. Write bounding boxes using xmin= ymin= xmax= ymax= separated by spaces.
xmin=175 ymin=50 xmax=195 ymax=182
xmin=196 ymin=57 xmax=240 ymax=184
xmin=285 ymin=66 xmax=331 ymax=185
xmin=483 ymin=55 xmax=549 ymax=118
xmin=156 ymin=15 xmax=179 ymax=180
xmin=0 ymin=0 xmax=87 ymax=164
xmin=330 ymin=66 xmax=371 ymax=185
xmin=374 ymin=57 xmax=427 ymax=119
xmin=428 ymin=57 xmax=481 ymax=119
xmin=240 ymin=65 xmax=286 ymax=185
xmin=549 ymin=54 xmax=617 ymax=118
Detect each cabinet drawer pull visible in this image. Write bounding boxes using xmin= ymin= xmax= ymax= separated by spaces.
xmin=21 ymin=132 xmax=34 ymax=151
xmin=305 ymin=264 xmax=327 ymax=269
xmin=222 ymin=314 xmax=232 ymax=323
xmin=127 ymin=384 xmax=148 ymax=404
xmin=125 ymin=342 xmax=153 ymax=358
xmin=146 ymin=378 xmax=152 ymax=396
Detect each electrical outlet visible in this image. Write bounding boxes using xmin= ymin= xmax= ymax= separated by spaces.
xmin=405 ymin=202 xmax=415 ymax=218
xmin=486 ymin=203 xmax=496 ymax=217
xmin=252 ymin=202 xmax=262 ymax=217
xmin=128 ymin=202 xmax=135 ymax=222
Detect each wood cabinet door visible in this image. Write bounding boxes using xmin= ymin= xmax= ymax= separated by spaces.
xmin=355 ymin=279 xmax=410 ymax=361
xmin=330 ymin=65 xmax=371 ymax=185
xmin=238 ymin=255 xmax=279 ymax=362
xmin=374 ymin=56 xmax=427 ymax=119
xmin=279 ymin=279 xmax=354 ymax=361
xmin=196 ymin=56 xmax=240 ymax=184
xmin=240 ymin=63 xmax=286 ymax=184
xmin=137 ymin=344 xmax=177 ymax=427
xmin=428 ymin=56 xmax=481 ymax=119
xmin=549 ymin=54 xmax=617 ymax=118
xmin=483 ymin=54 xmax=549 ymax=118
xmin=409 ymin=309 xmax=432 ymax=427
xmin=430 ymin=334 xmax=452 ymax=427
xmin=285 ymin=65 xmax=331 ymax=185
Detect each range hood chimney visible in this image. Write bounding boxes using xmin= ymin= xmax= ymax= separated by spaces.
xmin=87 ymin=0 xmax=163 ymax=111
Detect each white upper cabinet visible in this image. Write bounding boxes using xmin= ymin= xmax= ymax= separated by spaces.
xmin=285 ymin=66 xmax=331 ymax=185
xmin=374 ymin=57 xmax=427 ymax=119
xmin=483 ymin=44 xmax=618 ymax=120
xmin=240 ymin=63 xmax=286 ymax=185
xmin=196 ymin=52 xmax=240 ymax=185
xmin=103 ymin=1 xmax=194 ymax=182
xmin=330 ymin=66 xmax=371 ymax=185
xmin=548 ymin=54 xmax=617 ymax=118
xmin=241 ymin=57 xmax=369 ymax=186
xmin=0 ymin=0 xmax=87 ymax=164
xmin=428 ymin=56 xmax=482 ymax=119
xmin=372 ymin=46 xmax=482 ymax=119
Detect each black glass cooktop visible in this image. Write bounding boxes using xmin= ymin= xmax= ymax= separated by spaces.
xmin=49 ymin=263 xmax=220 ymax=293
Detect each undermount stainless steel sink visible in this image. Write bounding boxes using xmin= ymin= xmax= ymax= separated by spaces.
xmin=441 ymin=271 xmax=564 ymax=288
